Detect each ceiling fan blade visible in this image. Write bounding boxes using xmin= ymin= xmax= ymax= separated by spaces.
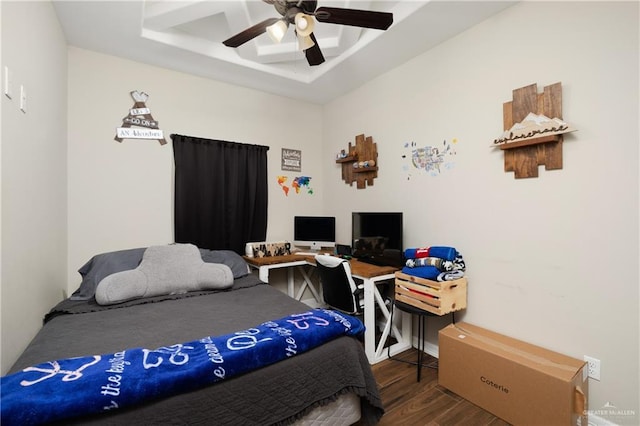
xmin=223 ymin=18 xmax=280 ymax=48
xmin=305 ymin=33 xmax=325 ymax=66
xmin=315 ymin=7 xmax=393 ymax=30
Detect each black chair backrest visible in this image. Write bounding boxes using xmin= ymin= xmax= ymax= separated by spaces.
xmin=315 ymin=256 xmax=358 ymax=315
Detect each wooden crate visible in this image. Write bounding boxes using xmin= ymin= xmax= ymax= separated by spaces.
xmin=394 ymin=271 xmax=467 ymax=316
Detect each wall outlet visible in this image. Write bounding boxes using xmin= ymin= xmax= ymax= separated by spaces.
xmin=584 ymin=355 xmax=601 ymax=381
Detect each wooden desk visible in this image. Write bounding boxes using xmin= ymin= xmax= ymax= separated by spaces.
xmin=244 ymin=255 xmax=412 ymax=364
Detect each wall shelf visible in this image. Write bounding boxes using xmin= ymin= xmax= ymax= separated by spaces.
xmin=336 ymin=156 xmax=357 ymax=163
xmin=499 ymin=134 xmax=561 ymax=150
xmin=499 ymin=82 xmax=567 ymax=179
xmin=353 ymin=166 xmax=379 ymax=173
xmin=335 ymin=134 xmax=378 ymax=189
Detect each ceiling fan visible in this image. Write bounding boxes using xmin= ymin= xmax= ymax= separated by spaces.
xmin=222 ymin=0 xmax=393 ymax=66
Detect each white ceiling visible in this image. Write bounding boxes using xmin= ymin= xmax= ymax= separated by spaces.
xmin=52 ymin=0 xmax=516 ymax=104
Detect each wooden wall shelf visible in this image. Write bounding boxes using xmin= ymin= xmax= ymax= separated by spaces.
xmin=335 ymin=134 xmax=378 ymax=189
xmin=336 ymin=156 xmax=357 ymax=163
xmin=499 ymin=134 xmax=561 ymax=150
xmin=353 ymin=167 xmax=379 ymax=173
xmin=500 ymin=82 xmax=566 ymax=179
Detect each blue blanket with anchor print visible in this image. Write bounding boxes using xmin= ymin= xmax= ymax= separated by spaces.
xmin=1 ymin=308 xmax=364 ymax=426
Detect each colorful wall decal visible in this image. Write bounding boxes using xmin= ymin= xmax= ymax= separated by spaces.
xmin=277 ymin=175 xmax=314 ymax=196
xmin=401 ymin=138 xmax=458 ymax=179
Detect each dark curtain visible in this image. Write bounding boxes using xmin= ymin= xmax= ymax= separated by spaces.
xmin=172 ymin=134 xmax=269 ymax=254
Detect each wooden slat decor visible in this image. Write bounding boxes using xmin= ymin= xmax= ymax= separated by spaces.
xmin=336 ymin=133 xmax=378 ymax=189
xmin=501 ymin=82 xmax=564 ymax=179
xmin=394 ymin=272 xmax=467 ymax=316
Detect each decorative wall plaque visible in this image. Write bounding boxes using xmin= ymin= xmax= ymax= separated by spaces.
xmin=493 ymin=82 xmax=576 ymax=179
xmin=281 ymin=148 xmax=301 ymax=172
xmin=335 ymin=134 xmax=378 ymax=189
xmin=115 ymin=91 xmax=166 ymax=145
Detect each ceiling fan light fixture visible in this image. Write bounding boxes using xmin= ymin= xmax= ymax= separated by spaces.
xmin=297 ymin=33 xmax=315 ymax=51
xmin=266 ymin=20 xmax=289 ymax=43
xmin=294 ymin=13 xmax=315 ymax=37
xmin=223 ymin=2 xmax=393 ymax=67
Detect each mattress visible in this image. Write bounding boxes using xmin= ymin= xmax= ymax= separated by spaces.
xmin=294 ymin=393 xmax=361 ymax=425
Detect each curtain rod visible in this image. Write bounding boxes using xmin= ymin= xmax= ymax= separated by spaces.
xmin=170 ymin=134 xmax=269 ymax=150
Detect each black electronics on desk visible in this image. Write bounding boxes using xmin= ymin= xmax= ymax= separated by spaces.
xmin=293 ymin=216 xmax=336 ymax=251
xmin=352 ymin=212 xmax=404 ymax=268
xmin=335 ymin=244 xmax=352 ymax=257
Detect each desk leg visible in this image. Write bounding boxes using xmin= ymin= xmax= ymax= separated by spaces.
xmin=287 ymin=268 xmax=295 ymax=298
xmin=293 ymin=266 xmax=321 ymax=302
xmin=254 ymin=263 xmax=319 ymax=301
xmin=363 ymin=278 xmax=377 ymax=364
xmin=363 ymin=277 xmax=412 ymax=364
xmin=249 ymin=265 xmax=270 ymax=284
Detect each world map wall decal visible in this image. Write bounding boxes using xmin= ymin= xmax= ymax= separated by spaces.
xmin=277 ymin=175 xmax=314 ymax=196
xmin=401 ymin=138 xmax=459 ymax=179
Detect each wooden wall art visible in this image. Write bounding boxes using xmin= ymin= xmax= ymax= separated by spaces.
xmin=335 ymin=134 xmax=378 ymax=189
xmin=493 ymin=82 xmax=576 ymax=179
xmin=115 ymin=91 xmax=167 ymax=145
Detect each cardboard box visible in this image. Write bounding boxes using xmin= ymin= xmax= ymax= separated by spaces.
xmin=438 ymin=322 xmax=588 ymax=426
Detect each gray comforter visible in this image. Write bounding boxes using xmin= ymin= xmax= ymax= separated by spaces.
xmin=9 ymin=276 xmax=384 ymax=425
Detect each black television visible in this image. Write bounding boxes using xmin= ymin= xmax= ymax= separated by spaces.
xmin=352 ymin=212 xmax=404 ymax=267
xmin=293 ymin=216 xmax=336 ymax=251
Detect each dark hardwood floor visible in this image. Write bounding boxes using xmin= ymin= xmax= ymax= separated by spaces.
xmin=369 ymin=349 xmax=510 ymax=426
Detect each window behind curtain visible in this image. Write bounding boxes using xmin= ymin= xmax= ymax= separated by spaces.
xmin=172 ymin=134 xmax=269 ymax=254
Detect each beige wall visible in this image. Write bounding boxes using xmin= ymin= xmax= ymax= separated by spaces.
xmin=66 ymin=48 xmax=324 ymax=297
xmin=323 ymin=1 xmax=639 ymax=421
xmin=0 ymin=0 xmax=68 ymax=373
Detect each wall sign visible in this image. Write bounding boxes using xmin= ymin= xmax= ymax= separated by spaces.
xmin=492 ymin=82 xmax=576 ymax=179
xmin=115 ymin=91 xmax=166 ymax=145
xmin=281 ymin=148 xmax=301 ymax=172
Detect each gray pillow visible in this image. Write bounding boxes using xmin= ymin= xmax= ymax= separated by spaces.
xmin=70 ymin=246 xmax=249 ymax=300
xmin=70 ymin=248 xmax=146 ymax=300
xmin=198 ymin=248 xmax=250 ymax=279
xmin=95 ymin=244 xmax=234 ymax=305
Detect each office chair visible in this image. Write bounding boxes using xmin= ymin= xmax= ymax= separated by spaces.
xmin=314 ymin=255 xmax=364 ymax=315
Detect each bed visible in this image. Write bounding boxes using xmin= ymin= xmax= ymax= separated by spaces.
xmin=2 ymin=245 xmax=384 ymax=425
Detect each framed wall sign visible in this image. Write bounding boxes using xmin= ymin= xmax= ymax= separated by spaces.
xmin=115 ymin=90 xmax=166 ymax=145
xmin=281 ymin=148 xmax=301 ymax=172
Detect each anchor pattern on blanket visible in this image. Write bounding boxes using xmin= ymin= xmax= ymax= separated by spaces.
xmin=19 ymin=356 xmax=101 ymax=386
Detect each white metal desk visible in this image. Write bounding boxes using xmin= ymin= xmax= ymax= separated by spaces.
xmin=244 ymin=255 xmax=412 ymax=364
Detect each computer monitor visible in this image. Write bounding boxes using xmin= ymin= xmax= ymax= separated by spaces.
xmin=293 ymin=216 xmax=336 ymax=251
xmin=352 ymin=212 xmax=403 ymax=266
